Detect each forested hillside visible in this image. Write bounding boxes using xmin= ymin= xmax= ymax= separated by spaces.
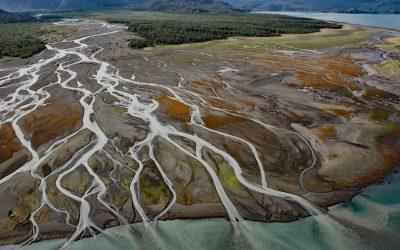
xmin=0 ymin=0 xmax=239 ymax=13
xmin=0 ymin=9 xmax=36 ymax=23
xmin=0 ymin=24 xmax=45 ymax=58
xmin=226 ymin=0 xmax=400 ymax=14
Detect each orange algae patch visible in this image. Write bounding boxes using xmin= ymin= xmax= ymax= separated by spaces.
xmin=282 ymin=110 xmax=301 ymax=123
xmin=294 ymin=54 xmax=363 ymax=91
xmin=202 ymin=109 xmax=246 ymax=129
xmin=156 ymin=95 xmax=191 ymax=122
xmin=298 ymin=71 xmax=332 ymax=89
xmin=182 ymin=193 xmax=193 ymax=206
xmin=192 ymin=81 xmax=220 ymax=96
xmin=328 ymin=108 xmax=357 ymax=118
xmin=362 ymin=88 xmax=398 ymax=100
xmin=314 ymin=125 xmax=336 ymax=139
xmin=193 ymin=81 xmax=211 ymax=87
xmin=238 ymin=98 xmax=256 ymax=109
xmin=255 ymin=53 xmax=363 ymax=81
xmin=325 ymin=74 xmax=346 ymax=85
xmin=19 ymin=100 xmax=83 ymax=149
xmin=207 ymin=98 xmax=237 ymax=111
xmin=186 ymin=87 xmax=204 ymax=95
xmin=298 ymin=71 xmax=354 ymax=97
xmin=323 ymin=55 xmax=363 ymax=77
xmin=0 ymin=123 xmax=24 ymax=163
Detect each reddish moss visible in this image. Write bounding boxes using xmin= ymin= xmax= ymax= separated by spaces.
xmin=369 ymin=108 xmax=393 ymax=122
xmin=0 ymin=123 xmax=23 ymax=163
xmin=324 ymin=55 xmax=363 ymax=77
xmin=203 ymin=109 xmax=246 ymax=129
xmin=19 ymin=100 xmax=83 ymax=149
xmin=328 ymin=108 xmax=357 ymax=118
xmin=156 ymin=95 xmax=191 ymax=122
xmin=207 ymin=98 xmax=237 ymax=111
xmin=314 ymin=125 xmax=336 ymax=139
xmin=362 ymin=88 xmax=398 ymax=101
xmin=334 ymin=127 xmax=400 ymax=190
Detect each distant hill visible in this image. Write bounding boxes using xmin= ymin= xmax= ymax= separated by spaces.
xmin=0 ymin=0 xmax=240 ymax=13
xmin=0 ymin=9 xmax=36 ymax=23
xmin=225 ymin=0 xmax=400 ymax=14
xmin=3 ymin=0 xmax=399 ymax=14
xmin=126 ymin=0 xmax=240 ymax=13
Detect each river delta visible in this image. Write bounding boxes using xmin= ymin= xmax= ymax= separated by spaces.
xmin=0 ymin=17 xmax=399 ymax=248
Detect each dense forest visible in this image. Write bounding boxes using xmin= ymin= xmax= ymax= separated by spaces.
xmin=0 ymin=9 xmax=36 ymax=23
xmin=0 ymin=10 xmax=44 ymax=58
xmin=0 ymin=24 xmax=45 ymax=58
xmin=0 ymin=10 xmax=69 ymax=59
xmin=104 ymin=12 xmax=341 ymax=48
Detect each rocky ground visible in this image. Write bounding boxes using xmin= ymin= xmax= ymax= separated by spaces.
xmin=0 ymin=19 xmax=399 ymax=246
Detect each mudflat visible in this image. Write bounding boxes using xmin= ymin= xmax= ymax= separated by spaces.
xmin=0 ymin=18 xmax=399 ymax=246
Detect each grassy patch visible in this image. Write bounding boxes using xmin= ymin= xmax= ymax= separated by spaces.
xmin=184 ymin=28 xmax=376 ymax=51
xmin=376 ymin=60 xmax=400 ymax=78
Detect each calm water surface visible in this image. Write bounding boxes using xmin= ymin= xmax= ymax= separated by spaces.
xmin=257 ymin=12 xmax=400 ymax=30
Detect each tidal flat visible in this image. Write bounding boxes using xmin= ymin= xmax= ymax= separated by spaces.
xmin=0 ymin=15 xmax=399 ymax=248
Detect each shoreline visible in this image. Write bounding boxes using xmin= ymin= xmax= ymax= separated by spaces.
xmin=255 ymin=11 xmax=400 ymax=31
xmin=6 ymin=168 xmax=400 ymax=249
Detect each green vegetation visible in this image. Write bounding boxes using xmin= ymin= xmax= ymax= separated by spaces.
xmin=375 ymin=37 xmax=400 ymax=79
xmin=0 ymin=24 xmax=45 ymax=58
xmin=0 ymin=9 xmax=36 ymax=23
xmin=0 ymin=9 xmax=76 ymax=59
xmin=128 ymin=38 xmax=152 ymax=49
xmin=127 ymin=0 xmax=239 ymax=14
xmin=97 ymin=12 xmax=341 ymax=48
xmin=0 ymin=0 xmax=240 ymax=14
xmin=181 ymin=27 xmax=376 ymax=51
xmin=376 ymin=60 xmax=400 ymax=78
xmin=0 ymin=23 xmax=76 ymax=59
xmin=369 ymin=108 xmax=392 ymax=122
xmin=36 ymin=14 xmax=64 ymax=22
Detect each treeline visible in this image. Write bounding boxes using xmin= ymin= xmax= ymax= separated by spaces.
xmin=0 ymin=24 xmax=45 ymax=58
xmin=0 ymin=9 xmax=36 ymax=23
xmin=36 ymin=15 xmax=64 ymax=22
xmin=0 ymin=10 xmax=65 ymax=59
xmin=106 ymin=12 xmax=341 ymax=48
